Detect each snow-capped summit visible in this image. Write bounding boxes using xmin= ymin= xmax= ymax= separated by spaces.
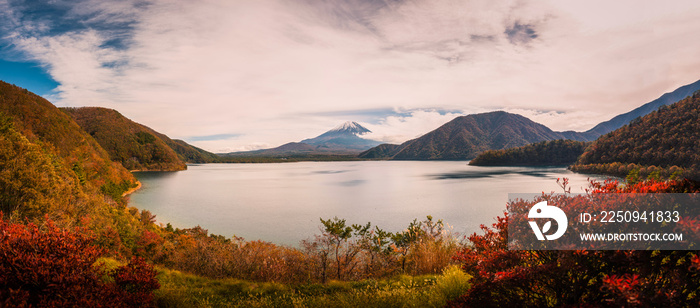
xmin=329 ymin=121 xmax=372 ymax=135
xmin=300 ymin=121 xmax=380 ymax=150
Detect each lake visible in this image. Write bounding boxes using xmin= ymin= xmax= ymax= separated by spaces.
xmin=129 ymin=161 xmax=606 ymax=246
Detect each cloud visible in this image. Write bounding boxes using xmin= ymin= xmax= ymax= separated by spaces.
xmin=2 ymin=0 xmax=700 ymax=151
xmin=363 ymin=109 xmax=478 ymax=144
xmin=503 ymin=108 xmax=602 ymax=132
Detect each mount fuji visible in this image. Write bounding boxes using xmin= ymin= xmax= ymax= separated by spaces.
xmin=223 ymin=121 xmax=381 ymax=157
xmin=300 ymin=121 xmax=380 ymax=150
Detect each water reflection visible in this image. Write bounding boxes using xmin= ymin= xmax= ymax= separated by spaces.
xmin=130 ymin=161 xmax=604 ymax=246
xmin=335 ymin=179 xmax=366 ymax=187
xmin=313 ymin=170 xmax=350 ymax=175
xmin=430 ymin=166 xmax=571 ymax=180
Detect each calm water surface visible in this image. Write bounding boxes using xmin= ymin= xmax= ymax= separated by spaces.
xmin=129 ymin=161 xmax=605 ymax=246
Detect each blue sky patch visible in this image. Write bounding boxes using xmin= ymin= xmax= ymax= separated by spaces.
xmin=0 ymin=59 xmax=58 ymax=96
xmin=187 ymin=133 xmax=242 ymax=142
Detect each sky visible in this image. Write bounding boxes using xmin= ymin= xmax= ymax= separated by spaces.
xmin=2 ymin=0 xmax=700 ymax=152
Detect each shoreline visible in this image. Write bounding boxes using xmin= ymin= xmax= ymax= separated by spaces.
xmin=121 ymin=180 xmax=142 ymax=197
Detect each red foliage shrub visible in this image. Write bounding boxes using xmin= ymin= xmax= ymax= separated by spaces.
xmin=109 ymin=257 xmax=161 ymax=307
xmin=0 ymin=215 xmax=159 ymax=307
xmin=135 ymin=229 xmax=165 ymax=259
xmin=448 ymin=179 xmax=700 ymax=307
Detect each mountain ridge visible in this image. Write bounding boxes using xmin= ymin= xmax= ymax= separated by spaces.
xmin=585 ymin=79 xmax=700 ymax=136
xmin=571 ymin=92 xmax=700 ymax=180
xmin=62 ymin=107 xmax=188 ymax=171
xmin=0 ymin=81 xmax=136 ymax=190
xmin=361 ymin=111 xmax=593 ymax=160
xmin=0 ymin=80 xmax=137 ymax=223
xmin=361 ymin=79 xmax=700 ymax=161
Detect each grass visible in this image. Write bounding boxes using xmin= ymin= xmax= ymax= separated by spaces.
xmin=151 ymin=264 xmax=471 ymax=308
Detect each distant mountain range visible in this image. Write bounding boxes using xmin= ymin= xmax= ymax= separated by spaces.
xmin=360 ymin=79 xmax=700 ymax=160
xmin=5 ymin=75 xmax=699 ymax=169
xmin=360 ymin=111 xmax=591 ymax=160
xmin=224 ymin=121 xmax=380 ymax=157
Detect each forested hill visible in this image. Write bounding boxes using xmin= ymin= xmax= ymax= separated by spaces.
xmin=571 ymin=92 xmax=700 ymax=180
xmin=163 ymin=139 xmax=221 ymax=163
xmin=360 ymin=111 xmax=591 ymax=160
xmin=468 ymin=140 xmax=590 ymax=166
xmin=358 ymin=144 xmax=403 ymax=159
xmin=0 ymin=81 xmax=137 ymax=222
xmin=63 ymin=107 xmax=187 ymax=171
